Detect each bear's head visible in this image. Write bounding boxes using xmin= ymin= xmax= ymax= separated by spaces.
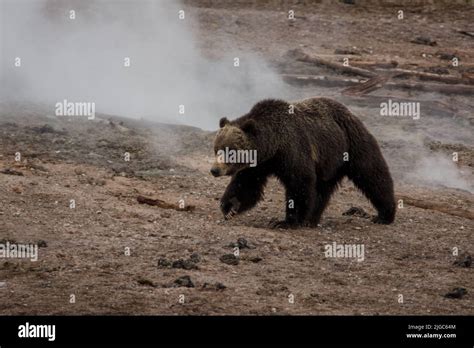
xmin=210 ymin=116 xmax=258 ymax=177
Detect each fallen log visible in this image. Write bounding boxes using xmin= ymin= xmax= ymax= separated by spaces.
xmin=350 ymin=60 xmax=399 ymax=69
xmin=281 ymin=72 xmax=474 ymax=96
xmin=0 ymin=168 xmax=24 ymax=176
xmin=281 ymin=74 xmax=362 ymax=87
xmin=458 ymin=30 xmax=474 ymax=38
xmin=137 ymin=195 xmax=195 ymax=212
xmin=397 ymin=195 xmax=474 ymax=220
xmin=384 ymin=80 xmax=474 ymax=95
xmin=285 ymin=48 xmax=377 ymax=78
xmin=342 ymin=75 xmax=392 ymax=96
xmin=381 ymin=68 xmax=472 ymax=85
xmin=339 ymin=95 xmax=460 ymax=119
xmin=286 ymin=48 xmax=472 ymax=85
xmin=339 ymin=95 xmax=474 ymax=126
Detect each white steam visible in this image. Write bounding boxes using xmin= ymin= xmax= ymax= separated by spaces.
xmin=407 ymin=153 xmax=473 ymax=193
xmin=0 ymin=0 xmax=288 ymax=130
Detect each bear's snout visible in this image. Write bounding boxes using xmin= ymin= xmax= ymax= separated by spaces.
xmin=210 ymin=167 xmax=221 ymax=177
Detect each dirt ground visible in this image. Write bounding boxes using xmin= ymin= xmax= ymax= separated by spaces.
xmin=0 ymin=1 xmax=473 ymax=315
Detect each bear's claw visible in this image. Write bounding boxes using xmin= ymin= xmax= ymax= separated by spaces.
xmin=224 ymin=208 xmax=237 ymax=220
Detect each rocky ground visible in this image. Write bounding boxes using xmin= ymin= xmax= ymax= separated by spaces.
xmin=0 ymin=1 xmax=472 ymax=314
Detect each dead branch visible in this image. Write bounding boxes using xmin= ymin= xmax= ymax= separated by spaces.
xmin=341 ymin=75 xmax=392 ymax=96
xmin=137 ymin=195 xmax=195 ymax=211
xmin=281 ymin=72 xmax=474 ymax=96
xmin=350 ymin=60 xmax=399 ymax=69
xmin=458 ymin=30 xmax=474 ymax=38
xmin=398 ymin=195 xmax=474 ymax=220
xmin=281 ymin=74 xmax=363 ymax=87
xmin=339 ymin=95 xmax=460 ymax=119
xmin=383 ymin=80 xmax=474 ymax=95
xmin=285 ymin=49 xmax=377 ymax=78
xmin=382 ymin=68 xmax=472 ymax=85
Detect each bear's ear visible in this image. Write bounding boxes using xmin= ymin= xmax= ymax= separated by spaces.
xmin=241 ymin=119 xmax=258 ymax=136
xmin=219 ymin=117 xmax=230 ymax=128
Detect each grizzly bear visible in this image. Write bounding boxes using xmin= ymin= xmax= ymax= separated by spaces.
xmin=210 ymin=97 xmax=396 ymax=228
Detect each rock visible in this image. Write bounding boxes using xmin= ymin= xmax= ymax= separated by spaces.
xmin=425 ymin=66 xmax=450 ymax=75
xmin=249 ymin=257 xmax=263 ymax=263
xmin=74 ymin=168 xmax=86 ymax=175
xmin=0 ymin=168 xmax=24 ymax=176
xmin=444 ymin=288 xmax=467 ymax=299
xmin=157 ymin=258 xmax=171 ymax=268
xmin=137 ymin=277 xmax=156 ymax=287
xmin=159 ymin=253 xmax=201 ymax=270
xmin=172 ymin=259 xmax=198 ymax=270
xmin=189 ymin=253 xmax=201 ymax=263
xmin=334 ymin=47 xmax=360 ymax=55
xmin=37 ymin=240 xmax=48 ymax=248
xmin=31 ymin=124 xmax=65 ymax=134
xmin=220 ymin=254 xmax=239 ymax=265
xmin=227 ymin=237 xmax=255 ymax=249
xmin=437 ymin=52 xmax=457 ymax=61
xmin=453 ymin=253 xmax=472 ymax=268
xmin=343 ymin=207 xmax=370 ymax=218
xmin=411 ymin=36 xmax=437 ymax=46
xmin=202 ymin=282 xmax=226 ymax=291
xmin=173 ymin=275 xmax=194 ymax=288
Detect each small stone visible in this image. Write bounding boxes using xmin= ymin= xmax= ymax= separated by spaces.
xmin=444 ymin=288 xmax=467 ymax=299
xmin=411 ymin=36 xmax=437 ymax=46
xmin=343 ymin=207 xmax=370 ymax=218
xmin=189 ymin=253 xmax=201 ymax=263
xmin=237 ymin=238 xmax=249 ymax=249
xmin=249 ymin=257 xmax=263 ymax=263
xmin=0 ymin=168 xmax=24 ymax=176
xmin=202 ymin=282 xmax=226 ymax=291
xmin=453 ymin=253 xmax=471 ymax=268
xmin=137 ymin=277 xmax=156 ymax=287
xmin=37 ymin=240 xmax=48 ymax=248
xmin=227 ymin=237 xmax=255 ymax=249
xmin=173 ymin=275 xmax=194 ymax=288
xmin=172 ymin=259 xmax=198 ymax=270
xmin=220 ymin=254 xmax=239 ymax=265
xmin=157 ymin=258 xmax=171 ymax=268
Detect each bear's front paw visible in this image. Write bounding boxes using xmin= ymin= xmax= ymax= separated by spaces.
xmin=220 ymin=197 xmax=241 ymax=220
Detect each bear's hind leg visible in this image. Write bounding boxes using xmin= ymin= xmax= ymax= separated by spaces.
xmin=348 ymin=163 xmax=396 ymax=224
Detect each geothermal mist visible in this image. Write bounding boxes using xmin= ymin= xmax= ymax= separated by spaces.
xmin=0 ymin=0 xmax=287 ymax=130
